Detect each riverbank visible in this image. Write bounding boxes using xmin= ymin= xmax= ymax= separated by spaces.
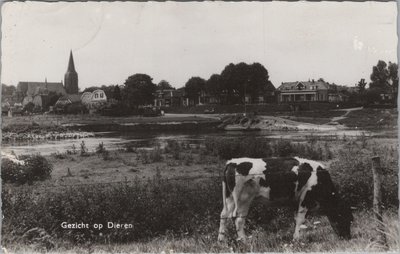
xmin=218 ymin=107 xmax=397 ymax=131
xmin=2 ymin=108 xmax=396 ymax=142
xmin=219 ymin=114 xmax=345 ymax=132
xmin=1 ymin=114 xmax=221 ymax=141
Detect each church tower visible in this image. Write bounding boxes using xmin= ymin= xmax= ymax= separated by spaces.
xmin=64 ymin=50 xmax=79 ymax=94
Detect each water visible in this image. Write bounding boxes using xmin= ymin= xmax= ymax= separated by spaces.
xmin=2 ymin=128 xmax=390 ymax=156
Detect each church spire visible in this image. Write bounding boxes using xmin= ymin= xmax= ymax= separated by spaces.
xmin=67 ymin=50 xmax=76 ymax=72
xmin=64 ymin=50 xmax=79 ymax=94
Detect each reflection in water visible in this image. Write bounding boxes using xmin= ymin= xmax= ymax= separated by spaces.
xmin=1 ymin=128 xmax=391 ymax=156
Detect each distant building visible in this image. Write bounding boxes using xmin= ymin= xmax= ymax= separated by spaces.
xmin=80 ymin=89 xmax=107 ymax=112
xmin=17 ymin=80 xmax=65 ymax=97
xmin=154 ymin=89 xmax=184 ymax=107
xmin=81 ymin=92 xmax=93 ymax=105
xmin=17 ymin=79 xmax=66 ymax=108
xmin=64 ymin=50 xmax=79 ymax=94
xmin=55 ymin=94 xmax=81 ymax=108
xmin=277 ymin=80 xmax=331 ymax=103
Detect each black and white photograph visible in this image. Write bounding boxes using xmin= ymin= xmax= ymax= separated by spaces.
xmin=1 ymin=1 xmax=398 ymax=253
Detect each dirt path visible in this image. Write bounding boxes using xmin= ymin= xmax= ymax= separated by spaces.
xmin=164 ymin=113 xmax=222 ymax=120
xmin=330 ymin=107 xmax=363 ymax=122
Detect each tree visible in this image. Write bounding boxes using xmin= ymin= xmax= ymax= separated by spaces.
xmin=388 ymin=62 xmax=398 ymax=100
xmin=369 ymin=60 xmax=398 ymax=103
xmin=123 ymin=74 xmax=156 ymax=108
xmin=357 ymin=78 xmax=367 ymax=94
xmin=1 ymin=84 xmax=16 ymax=97
xmin=206 ymin=74 xmax=222 ymax=96
xmin=370 ymin=60 xmax=389 ymax=90
xmin=157 ymin=80 xmax=173 ymax=90
xmin=23 ymin=102 xmax=35 ymax=113
xmin=113 ymin=85 xmax=122 ymax=101
xmin=184 ymin=77 xmax=206 ymax=104
xmin=46 ymin=92 xmax=62 ymax=109
xmin=219 ymin=62 xmax=273 ymax=104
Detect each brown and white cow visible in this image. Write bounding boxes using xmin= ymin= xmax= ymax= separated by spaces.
xmin=218 ymin=157 xmax=353 ymax=242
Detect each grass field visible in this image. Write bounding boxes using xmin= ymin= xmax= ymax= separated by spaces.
xmin=4 ymin=210 xmax=398 ymax=253
xmin=2 ymin=135 xmax=398 ymax=253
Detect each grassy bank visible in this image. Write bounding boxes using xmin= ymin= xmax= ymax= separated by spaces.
xmin=338 ymin=108 xmax=397 ymax=128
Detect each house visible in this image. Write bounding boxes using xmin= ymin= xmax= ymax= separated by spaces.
xmin=55 ymin=94 xmax=81 ymax=108
xmin=80 ymin=89 xmax=107 ymax=111
xmin=154 ymin=89 xmax=184 ymax=107
xmin=17 ymin=81 xmax=66 ymax=97
xmin=17 ymin=80 xmax=66 ymax=109
xmin=277 ymin=80 xmax=330 ymax=103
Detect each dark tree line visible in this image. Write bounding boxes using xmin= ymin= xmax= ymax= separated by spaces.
xmin=185 ymin=62 xmax=275 ymax=105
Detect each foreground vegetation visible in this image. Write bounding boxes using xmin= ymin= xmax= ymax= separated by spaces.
xmin=2 ymin=136 xmax=398 ymax=252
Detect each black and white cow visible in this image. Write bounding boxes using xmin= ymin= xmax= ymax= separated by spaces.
xmin=218 ymin=157 xmax=353 ymax=242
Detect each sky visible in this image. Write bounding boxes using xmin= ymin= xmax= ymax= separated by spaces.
xmin=1 ymin=1 xmax=397 ymax=89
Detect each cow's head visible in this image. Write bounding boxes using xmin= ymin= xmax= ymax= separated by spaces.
xmin=327 ymin=198 xmax=353 ymax=239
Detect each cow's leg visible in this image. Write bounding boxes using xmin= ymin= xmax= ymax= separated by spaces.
xmin=235 ymin=180 xmax=257 ymax=241
xmin=218 ymin=194 xmax=235 ymax=241
xmin=293 ymin=205 xmax=308 ymax=240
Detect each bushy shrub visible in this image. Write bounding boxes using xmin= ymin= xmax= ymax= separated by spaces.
xmin=273 ymin=139 xmax=294 ymax=157
xmin=124 ymin=143 xmax=137 ymax=153
xmin=204 ymin=137 xmax=272 ymax=160
xmin=101 ymin=102 xmax=132 ymax=116
xmin=165 ymin=140 xmax=182 ymax=160
xmin=149 ymin=146 xmax=163 ymax=163
xmin=96 ymin=142 xmax=106 ymax=154
xmin=1 ymin=155 xmax=52 ymax=184
xmin=330 ymin=143 xmax=398 ymax=208
xmin=1 ymin=159 xmax=27 ymax=184
xmin=203 ymin=137 xmax=330 ymax=160
xmin=65 ymin=102 xmax=87 ymax=114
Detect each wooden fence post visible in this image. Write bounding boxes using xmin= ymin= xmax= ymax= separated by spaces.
xmin=371 ymin=156 xmax=388 ymax=250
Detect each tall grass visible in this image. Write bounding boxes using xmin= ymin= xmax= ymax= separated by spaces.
xmin=203 ymin=137 xmax=332 ymax=160
xmin=330 ymin=141 xmax=398 ymax=207
xmin=2 ymin=138 xmax=398 ymax=252
xmin=2 ymin=173 xmax=222 ymax=245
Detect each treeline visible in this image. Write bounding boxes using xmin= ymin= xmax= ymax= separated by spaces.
xmin=184 ymin=62 xmax=274 ymax=104
xmin=351 ymin=61 xmax=398 ymax=105
xmin=111 ymin=62 xmax=274 ymax=108
xmin=1 ymin=60 xmax=398 ymax=115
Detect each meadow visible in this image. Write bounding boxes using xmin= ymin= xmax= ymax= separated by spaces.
xmin=2 ymin=134 xmax=398 ymax=253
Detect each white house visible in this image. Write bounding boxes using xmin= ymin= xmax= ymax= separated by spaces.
xmin=80 ymin=89 xmax=107 ymax=111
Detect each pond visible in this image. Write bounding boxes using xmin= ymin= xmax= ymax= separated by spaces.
xmin=2 ymin=128 xmax=392 ymax=156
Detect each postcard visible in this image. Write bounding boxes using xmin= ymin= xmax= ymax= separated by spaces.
xmin=1 ymin=1 xmax=398 ymax=253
